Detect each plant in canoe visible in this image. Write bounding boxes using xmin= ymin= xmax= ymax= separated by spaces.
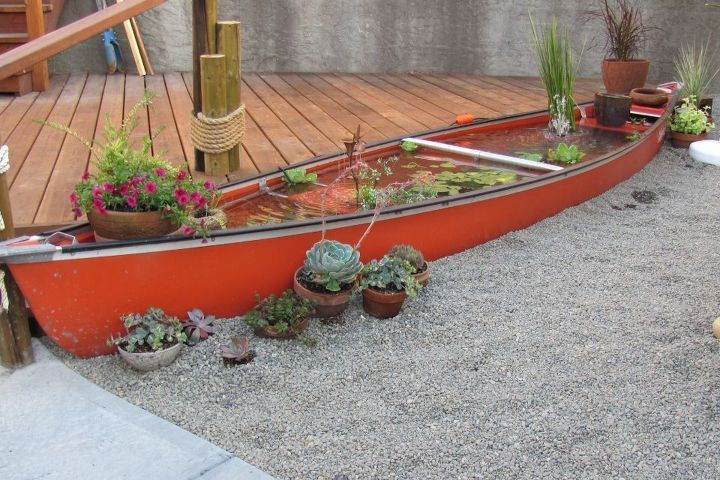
xmin=355 ymin=255 xmax=422 ymax=319
xmin=244 ymin=290 xmax=316 ymax=341
xmin=387 ymin=244 xmax=430 ymax=286
xmin=107 ymin=307 xmax=187 ymax=371
xmin=43 ymin=91 xmax=221 ymax=241
xmin=668 ymin=96 xmax=714 ymax=148
xmin=547 ymin=143 xmax=586 ymax=165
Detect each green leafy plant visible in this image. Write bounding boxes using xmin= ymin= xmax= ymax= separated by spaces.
xmin=529 ymin=13 xmax=583 ymax=135
xmin=281 ymin=167 xmax=318 ymax=185
xmin=668 ymin=96 xmax=714 ymax=135
xmin=244 ymin=290 xmax=316 ymax=334
xmin=400 ymin=140 xmax=418 ymax=152
xmin=588 ymin=0 xmax=652 ymax=61
xmin=674 ymin=38 xmax=720 ymax=106
xmin=304 ymin=240 xmax=362 ymax=292
xmin=387 ymin=244 xmax=425 ymax=273
xmin=182 ymin=309 xmax=217 ymax=344
xmin=626 ymin=131 xmax=641 ymax=142
xmin=547 ymin=143 xmax=586 ymax=165
xmin=356 ymin=256 xmax=422 ymax=298
xmin=412 ymin=169 xmax=516 ymax=196
xmin=44 ymin=92 xmax=220 ymax=236
xmin=220 ymin=336 xmax=255 ymax=365
xmin=108 ymin=307 xmax=187 ymax=353
xmin=516 ymin=151 xmax=544 ymax=161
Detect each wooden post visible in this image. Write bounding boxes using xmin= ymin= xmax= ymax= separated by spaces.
xmin=26 ymin=0 xmax=49 ymax=92
xmin=0 ymin=149 xmax=33 ymax=368
xmin=201 ymin=54 xmax=230 ymax=176
xmin=192 ymin=0 xmax=208 ymax=171
xmin=217 ymin=21 xmax=241 ymax=172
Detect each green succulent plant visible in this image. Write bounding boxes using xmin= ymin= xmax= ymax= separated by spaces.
xmin=356 ymin=255 xmax=422 ymax=298
xmin=244 ymin=290 xmax=316 ymax=333
xmin=107 ymin=307 xmax=187 ymax=353
xmin=304 ymin=240 xmax=363 ymax=292
xmin=387 ymin=244 xmax=425 ymax=273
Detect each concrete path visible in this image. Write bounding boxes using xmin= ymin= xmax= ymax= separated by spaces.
xmin=0 ymin=340 xmax=274 ymax=480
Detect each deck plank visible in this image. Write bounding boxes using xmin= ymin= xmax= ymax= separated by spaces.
xmin=123 ymin=74 xmax=150 ymax=150
xmin=164 ymin=72 xmax=196 ymax=170
xmin=145 ymin=74 xmax=186 ymax=167
xmin=0 ymin=91 xmax=38 ymax=145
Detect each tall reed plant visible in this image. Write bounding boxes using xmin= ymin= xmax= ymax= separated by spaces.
xmin=529 ymin=14 xmax=583 ymax=136
xmin=674 ymin=38 xmax=720 ymax=107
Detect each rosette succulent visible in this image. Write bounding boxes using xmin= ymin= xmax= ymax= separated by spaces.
xmin=304 ymin=240 xmax=363 ymax=292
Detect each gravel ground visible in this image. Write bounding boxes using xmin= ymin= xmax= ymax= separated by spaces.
xmin=48 ymin=141 xmax=720 ymax=480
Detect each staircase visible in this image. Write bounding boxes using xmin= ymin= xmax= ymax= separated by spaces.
xmin=0 ymin=0 xmax=64 ymax=94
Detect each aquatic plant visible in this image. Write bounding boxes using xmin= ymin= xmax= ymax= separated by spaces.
xmin=516 ymin=151 xmax=544 ymax=161
xmin=356 ymin=256 xmax=422 ymax=298
xmin=547 ymin=143 xmax=586 ymax=165
xmin=674 ymin=38 xmax=720 ymax=107
xmin=588 ymin=0 xmax=651 ymax=61
xmin=108 ymin=307 xmax=186 ymax=353
xmin=529 ymin=13 xmax=583 ymax=135
xmin=668 ymin=97 xmax=714 ymax=135
xmin=304 ymin=240 xmax=363 ymax=292
xmin=400 ymin=140 xmax=418 ymax=152
xmin=220 ymin=336 xmax=255 ymax=364
xmin=244 ymin=290 xmax=316 ymax=334
xmin=626 ymin=131 xmax=641 ymax=142
xmin=281 ymin=167 xmax=318 ymax=185
xmin=413 ymin=169 xmax=516 ymax=196
xmin=387 ymin=245 xmax=425 ymax=273
xmin=182 ymin=309 xmax=217 ymax=344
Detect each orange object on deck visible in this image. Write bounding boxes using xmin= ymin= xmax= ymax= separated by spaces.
xmin=455 ymin=114 xmax=475 ymax=125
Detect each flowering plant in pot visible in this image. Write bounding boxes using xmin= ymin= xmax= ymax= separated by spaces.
xmin=356 ymin=255 xmax=422 ymax=319
xmin=45 ymin=92 xmax=221 ymax=241
xmin=387 ymin=244 xmax=429 ymax=286
xmin=588 ymin=0 xmax=654 ymax=94
xmin=107 ymin=307 xmax=187 ymax=372
xmin=244 ymin=290 xmax=316 ymax=340
xmin=293 ymin=240 xmax=363 ymax=319
xmin=668 ymin=96 xmax=714 ymax=148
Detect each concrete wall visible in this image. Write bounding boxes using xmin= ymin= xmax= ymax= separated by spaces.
xmin=49 ymin=0 xmax=718 ymax=91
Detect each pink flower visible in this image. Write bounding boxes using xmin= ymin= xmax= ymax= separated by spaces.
xmin=92 ymin=187 xmax=103 ymax=198
xmin=131 ymin=177 xmax=141 ymax=187
xmin=69 ymin=191 xmax=78 ymax=205
xmin=189 ymin=192 xmax=202 ymax=204
xmin=119 ymin=184 xmax=130 ymax=196
xmin=155 ymin=168 xmax=166 ymax=177
xmin=126 ymin=195 xmax=138 ymax=208
xmin=177 ymin=170 xmax=187 ymax=181
xmin=195 ymin=196 xmax=206 ymax=208
xmin=103 ymin=182 xmax=114 ymax=193
xmin=144 ymin=182 xmax=157 ymax=194
xmin=180 ymin=226 xmax=194 ymax=236
xmin=203 ymin=180 xmax=215 ymax=190
xmin=175 ymin=188 xmax=188 ymax=206
xmin=72 ymin=207 xmax=82 ymax=220
xmin=81 ymin=171 xmax=90 ymax=181
xmin=92 ymin=198 xmax=107 ymax=214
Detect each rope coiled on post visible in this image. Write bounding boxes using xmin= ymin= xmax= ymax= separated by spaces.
xmin=190 ymin=105 xmax=246 ymax=154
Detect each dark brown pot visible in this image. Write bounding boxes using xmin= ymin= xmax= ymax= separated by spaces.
xmin=362 ymin=288 xmax=407 ymax=319
xmin=293 ymin=267 xmax=352 ymax=318
xmin=594 ymin=92 xmax=631 ymax=127
xmin=89 ymin=209 xmax=177 ymax=242
xmin=669 ymin=131 xmax=708 ymax=149
xmin=254 ymin=317 xmax=309 ymax=340
xmin=629 ymin=88 xmax=668 ymax=107
xmin=601 ymin=59 xmax=650 ymax=94
xmin=413 ymin=262 xmax=430 ymax=287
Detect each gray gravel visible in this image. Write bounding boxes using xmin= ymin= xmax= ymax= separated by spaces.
xmin=48 ymin=140 xmax=720 ymax=480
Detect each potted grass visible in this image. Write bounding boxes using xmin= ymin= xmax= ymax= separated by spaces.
xmin=293 ymin=240 xmax=362 ymax=318
xmin=589 ymin=0 xmax=654 ymax=94
xmin=668 ymin=96 xmax=714 ymax=148
xmin=356 ymin=255 xmax=422 ymax=319
xmin=387 ymin=244 xmax=429 ymax=286
xmin=244 ymin=290 xmax=316 ymax=339
xmin=107 ymin=307 xmax=187 ymax=372
xmin=674 ymin=37 xmax=720 ymax=115
xmin=45 ymin=92 xmax=220 ymax=241
xmin=529 ymin=14 xmax=583 ymax=136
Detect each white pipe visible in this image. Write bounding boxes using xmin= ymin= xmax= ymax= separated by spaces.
xmin=402 ymin=137 xmax=563 ymax=172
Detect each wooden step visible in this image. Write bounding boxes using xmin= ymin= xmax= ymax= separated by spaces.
xmin=0 ymin=32 xmax=28 ymax=43
xmin=0 ymin=70 xmax=31 ymax=95
xmin=0 ymin=4 xmax=52 ymax=14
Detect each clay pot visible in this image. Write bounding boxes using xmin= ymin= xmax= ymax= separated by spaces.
xmin=362 ymin=287 xmax=407 ymax=319
xmin=594 ymin=92 xmax=631 ymax=127
xmin=413 ymin=262 xmax=430 ymax=287
xmin=118 ymin=342 xmax=183 ymax=372
xmin=601 ymin=59 xmax=650 ymax=94
xmin=629 ymin=88 xmax=669 ymax=107
xmin=293 ymin=267 xmax=352 ymax=319
xmin=254 ymin=317 xmax=309 ymax=340
xmin=89 ymin=209 xmax=177 ymax=242
xmin=669 ymin=131 xmax=708 ymax=149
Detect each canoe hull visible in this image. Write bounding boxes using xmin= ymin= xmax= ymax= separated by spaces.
xmin=6 ymin=110 xmax=668 ymax=357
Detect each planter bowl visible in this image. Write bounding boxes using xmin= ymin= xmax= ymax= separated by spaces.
xmin=630 ymin=88 xmax=669 ymax=107
xmin=254 ymin=317 xmax=310 ymax=339
xmin=118 ymin=342 xmax=183 ymax=372
xmin=89 ymin=209 xmax=177 ymax=242
xmin=293 ymin=267 xmax=352 ymax=318
xmin=362 ymin=287 xmax=407 ymax=319
xmin=670 ymin=131 xmax=708 ymax=149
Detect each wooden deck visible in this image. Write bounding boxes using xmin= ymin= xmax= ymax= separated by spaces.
xmin=0 ymin=72 xmax=602 ymax=233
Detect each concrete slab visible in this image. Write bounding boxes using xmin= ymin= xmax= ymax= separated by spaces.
xmin=0 ymin=340 xmax=274 ymax=480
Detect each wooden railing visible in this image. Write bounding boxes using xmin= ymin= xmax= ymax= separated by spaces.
xmin=0 ymin=0 xmax=166 ymax=81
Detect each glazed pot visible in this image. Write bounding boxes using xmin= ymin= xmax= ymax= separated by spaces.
xmin=118 ymin=342 xmax=183 ymax=372
xmin=669 ymin=131 xmax=708 ymax=149
xmin=293 ymin=267 xmax=352 ymax=318
xmin=89 ymin=209 xmax=177 ymax=242
xmin=594 ymin=92 xmax=631 ymax=127
xmin=601 ymin=59 xmax=650 ymax=94
xmin=362 ymin=287 xmax=407 ymax=319
xmin=413 ymin=262 xmax=430 ymax=287
xmin=254 ymin=317 xmax=309 ymax=339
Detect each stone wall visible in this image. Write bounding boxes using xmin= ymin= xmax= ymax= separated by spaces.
xmin=49 ymin=0 xmax=718 ymax=91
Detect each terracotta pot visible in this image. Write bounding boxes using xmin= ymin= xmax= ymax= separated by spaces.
xmin=254 ymin=317 xmax=309 ymax=340
xmin=118 ymin=342 xmax=183 ymax=372
xmin=601 ymin=59 xmax=650 ymax=94
xmin=629 ymin=88 xmax=668 ymax=107
xmin=669 ymin=131 xmax=708 ymax=149
xmin=413 ymin=262 xmax=430 ymax=287
xmin=362 ymin=287 xmax=407 ymax=319
xmin=89 ymin=209 xmax=177 ymax=242
xmin=594 ymin=92 xmax=631 ymax=127
xmin=293 ymin=267 xmax=352 ymax=318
